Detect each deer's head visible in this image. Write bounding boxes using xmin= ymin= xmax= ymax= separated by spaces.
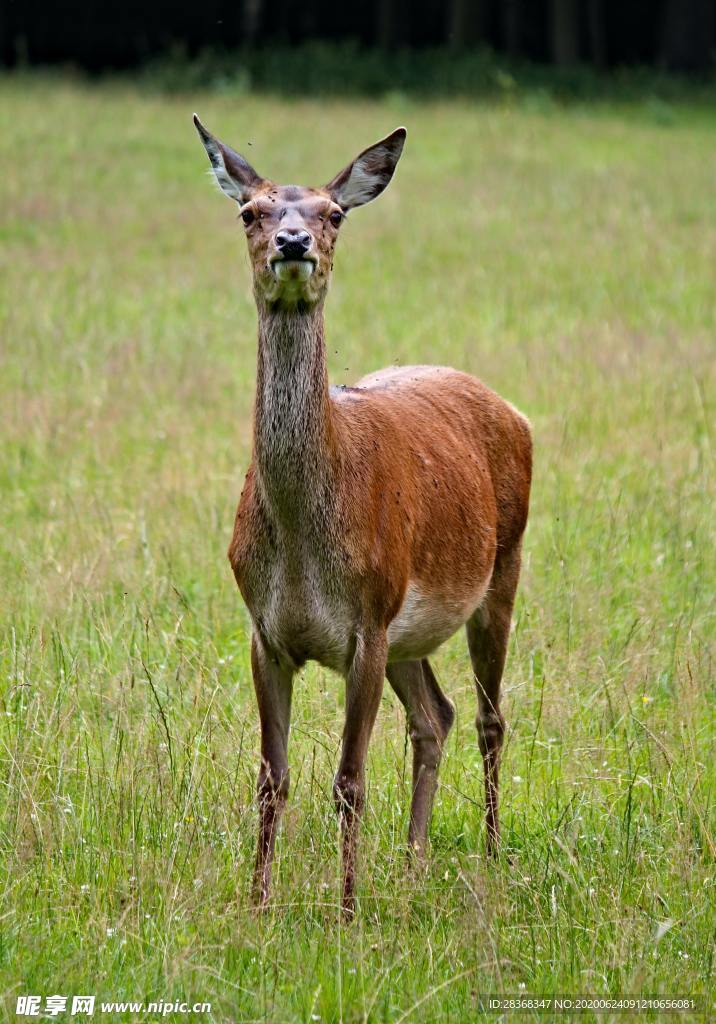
xmin=194 ymin=116 xmax=406 ymax=309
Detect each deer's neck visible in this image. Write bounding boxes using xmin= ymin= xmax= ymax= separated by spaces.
xmin=253 ymin=304 xmax=336 ymax=520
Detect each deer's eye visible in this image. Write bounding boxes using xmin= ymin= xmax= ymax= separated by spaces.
xmin=241 ymin=209 xmax=255 ymax=226
xmin=329 ymin=210 xmax=343 ymax=228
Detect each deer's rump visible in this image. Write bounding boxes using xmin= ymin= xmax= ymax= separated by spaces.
xmin=333 ymin=365 xmax=532 ymax=661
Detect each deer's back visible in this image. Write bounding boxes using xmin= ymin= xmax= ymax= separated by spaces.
xmin=331 ymin=365 xmax=532 ymax=660
xmin=335 ymin=364 xmax=532 ymax=555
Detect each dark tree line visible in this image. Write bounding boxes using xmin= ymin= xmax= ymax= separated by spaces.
xmin=1 ymin=0 xmax=714 ymax=72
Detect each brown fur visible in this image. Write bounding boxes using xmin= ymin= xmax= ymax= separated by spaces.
xmin=194 ymin=118 xmax=532 ymax=914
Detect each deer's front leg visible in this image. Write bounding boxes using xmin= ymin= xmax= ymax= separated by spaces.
xmin=333 ymin=629 xmax=387 ymax=917
xmin=250 ymin=632 xmax=294 ymax=907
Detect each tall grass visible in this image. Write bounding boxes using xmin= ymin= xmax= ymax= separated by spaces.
xmin=0 ymin=78 xmax=714 ymax=1021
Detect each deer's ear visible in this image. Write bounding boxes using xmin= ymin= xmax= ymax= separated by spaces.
xmin=325 ymin=127 xmax=406 ymax=211
xmin=193 ymin=114 xmax=265 ymax=203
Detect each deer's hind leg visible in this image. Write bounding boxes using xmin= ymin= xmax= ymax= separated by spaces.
xmin=387 ymin=658 xmax=455 ymax=857
xmin=467 ymin=542 xmax=523 ymax=857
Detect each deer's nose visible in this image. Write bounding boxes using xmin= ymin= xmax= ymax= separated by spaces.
xmin=275 ymin=229 xmax=312 ymax=260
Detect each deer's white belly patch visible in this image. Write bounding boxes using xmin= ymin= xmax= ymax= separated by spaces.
xmin=387 ymin=580 xmax=489 ymax=662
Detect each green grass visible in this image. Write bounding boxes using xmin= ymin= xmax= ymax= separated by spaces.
xmin=0 ymin=77 xmax=714 ymax=1022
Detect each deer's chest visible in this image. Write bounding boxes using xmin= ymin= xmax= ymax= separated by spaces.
xmin=231 ymin=512 xmax=355 ymax=673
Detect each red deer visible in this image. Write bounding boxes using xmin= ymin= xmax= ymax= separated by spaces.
xmin=194 ymin=116 xmax=532 ymax=915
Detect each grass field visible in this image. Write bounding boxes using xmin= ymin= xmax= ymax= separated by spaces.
xmin=0 ymin=77 xmax=714 ymax=1022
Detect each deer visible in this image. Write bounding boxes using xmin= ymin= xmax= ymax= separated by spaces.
xmin=194 ymin=115 xmax=532 ymax=916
